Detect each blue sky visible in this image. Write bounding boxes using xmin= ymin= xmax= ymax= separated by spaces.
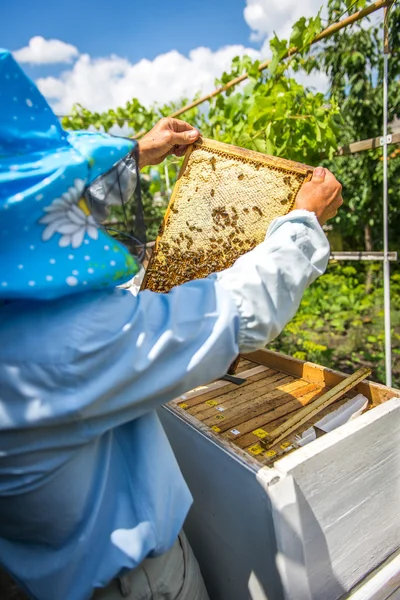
xmin=3 ymin=0 xmax=256 ymax=77
xmin=3 ymin=0 xmax=327 ymax=114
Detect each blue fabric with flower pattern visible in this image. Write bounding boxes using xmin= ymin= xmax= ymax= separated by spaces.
xmin=0 ymin=49 xmax=139 ymax=300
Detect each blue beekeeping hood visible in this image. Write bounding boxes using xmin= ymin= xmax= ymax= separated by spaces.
xmin=0 ymin=49 xmax=140 ymax=300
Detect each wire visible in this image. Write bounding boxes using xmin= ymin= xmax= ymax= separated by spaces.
xmin=104 ymin=227 xmax=146 ymax=262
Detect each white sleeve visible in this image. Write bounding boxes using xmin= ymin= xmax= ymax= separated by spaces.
xmin=3 ymin=211 xmax=329 ymax=432
xmin=214 ymin=209 xmax=330 ymax=353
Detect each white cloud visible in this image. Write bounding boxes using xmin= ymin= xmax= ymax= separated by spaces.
xmin=290 ymin=68 xmax=329 ymax=94
xmin=242 ymin=0 xmax=330 ymax=94
xmin=242 ymin=0 xmax=384 ymax=97
xmin=14 ymin=36 xmax=79 ymax=65
xmin=244 ymin=0 xmax=326 ymax=49
xmin=30 ymin=0 xmax=333 ymax=117
xmin=244 ymin=0 xmax=381 ymax=56
xmin=37 ymin=45 xmax=261 ymax=114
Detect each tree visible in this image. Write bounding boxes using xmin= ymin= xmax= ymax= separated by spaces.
xmin=62 ymin=1 xmax=400 ymax=384
xmin=319 ymin=0 xmax=400 ymax=252
xmin=63 ymin=2 xmax=400 ymax=255
xmin=62 ymin=13 xmax=341 ymax=220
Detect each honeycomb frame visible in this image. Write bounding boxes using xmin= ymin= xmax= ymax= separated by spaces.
xmin=141 ymin=137 xmax=313 ymax=294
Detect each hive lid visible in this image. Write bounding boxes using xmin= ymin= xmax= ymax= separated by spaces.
xmin=142 ymin=138 xmax=313 ymax=293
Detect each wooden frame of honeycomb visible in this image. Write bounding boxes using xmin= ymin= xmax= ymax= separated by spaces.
xmin=141 ymin=137 xmax=313 ymax=296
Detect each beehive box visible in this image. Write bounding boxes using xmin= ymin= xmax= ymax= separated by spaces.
xmin=170 ymin=355 xmax=381 ymax=465
xmin=159 ymin=350 xmax=400 ymax=600
xmin=142 ymin=138 xmax=313 ymax=293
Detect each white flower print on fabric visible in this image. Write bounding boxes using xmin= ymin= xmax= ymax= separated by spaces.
xmin=39 ymin=179 xmax=99 ymax=248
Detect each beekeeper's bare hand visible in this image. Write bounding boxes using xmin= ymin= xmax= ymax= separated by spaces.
xmin=138 ymin=118 xmax=200 ymax=168
xmin=295 ymin=167 xmax=343 ymax=225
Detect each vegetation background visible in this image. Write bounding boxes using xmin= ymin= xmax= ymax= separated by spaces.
xmin=64 ymin=0 xmax=400 ymax=386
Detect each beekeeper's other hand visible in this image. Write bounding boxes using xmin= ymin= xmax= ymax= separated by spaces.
xmin=295 ymin=167 xmax=343 ymax=225
xmin=138 ymin=118 xmax=200 ymax=168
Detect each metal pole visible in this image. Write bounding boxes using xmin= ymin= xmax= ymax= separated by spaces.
xmin=382 ymin=6 xmax=392 ymax=387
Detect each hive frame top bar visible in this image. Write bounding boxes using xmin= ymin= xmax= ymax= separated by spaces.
xmin=191 ymin=137 xmax=314 ymax=177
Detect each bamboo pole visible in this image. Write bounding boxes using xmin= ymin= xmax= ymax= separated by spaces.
xmin=164 ymin=0 xmax=391 ymax=121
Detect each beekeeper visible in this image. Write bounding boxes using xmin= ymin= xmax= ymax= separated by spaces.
xmin=0 ymin=49 xmax=342 ymax=600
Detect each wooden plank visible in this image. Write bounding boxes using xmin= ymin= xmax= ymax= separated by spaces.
xmin=235 ymin=359 xmax=254 ymax=373
xmin=190 ymin=138 xmax=313 ymax=176
xmin=276 ymin=393 xmax=357 ymax=442
xmin=223 ymin=386 xmax=327 ymax=438
xmin=173 ymin=365 xmax=268 ymax=408
xmin=227 ymin=395 xmax=355 ymax=467
xmin=189 ymin=372 xmax=290 ymax=419
xmin=213 ymin=382 xmax=324 ymax=433
xmin=244 ymin=349 xmax=400 ymax=404
xmin=185 ymin=367 xmax=274 ymax=407
xmin=251 ymin=395 xmax=355 ymax=465
xmin=164 ymin=401 xmax=264 ymax=469
xmin=214 ymin=374 xmax=299 ymax=407
xmin=233 ymin=415 xmax=289 ymax=449
xmin=263 ymin=367 xmax=371 ymax=448
xmin=337 ymin=130 xmax=400 ymax=156
xmin=225 ymin=381 xmax=321 ymax=445
xmin=189 ymin=373 xmax=293 ymax=422
xmin=203 ymin=377 xmax=296 ymax=429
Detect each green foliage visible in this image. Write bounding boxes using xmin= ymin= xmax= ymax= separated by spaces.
xmin=61 ymin=0 xmax=400 ymax=385
xmin=269 ymin=1 xmax=400 ymax=383
xmin=269 ymin=263 xmax=400 ymax=386
xmin=319 ymin=1 xmax=400 ymax=251
xmin=63 ymin=19 xmax=341 ymax=238
xmin=63 ymin=99 xmax=156 ymax=134
xmin=269 ymin=37 xmax=290 ymax=75
xmin=207 ymin=74 xmax=339 ymax=162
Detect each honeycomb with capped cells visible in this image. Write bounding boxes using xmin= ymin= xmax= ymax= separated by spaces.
xmin=142 ymin=138 xmax=313 ymax=294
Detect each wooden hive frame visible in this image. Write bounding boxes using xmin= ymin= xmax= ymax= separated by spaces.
xmin=141 ymin=138 xmax=313 ymax=294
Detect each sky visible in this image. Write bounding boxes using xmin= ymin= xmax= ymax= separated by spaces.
xmin=2 ymin=0 xmax=330 ymax=115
